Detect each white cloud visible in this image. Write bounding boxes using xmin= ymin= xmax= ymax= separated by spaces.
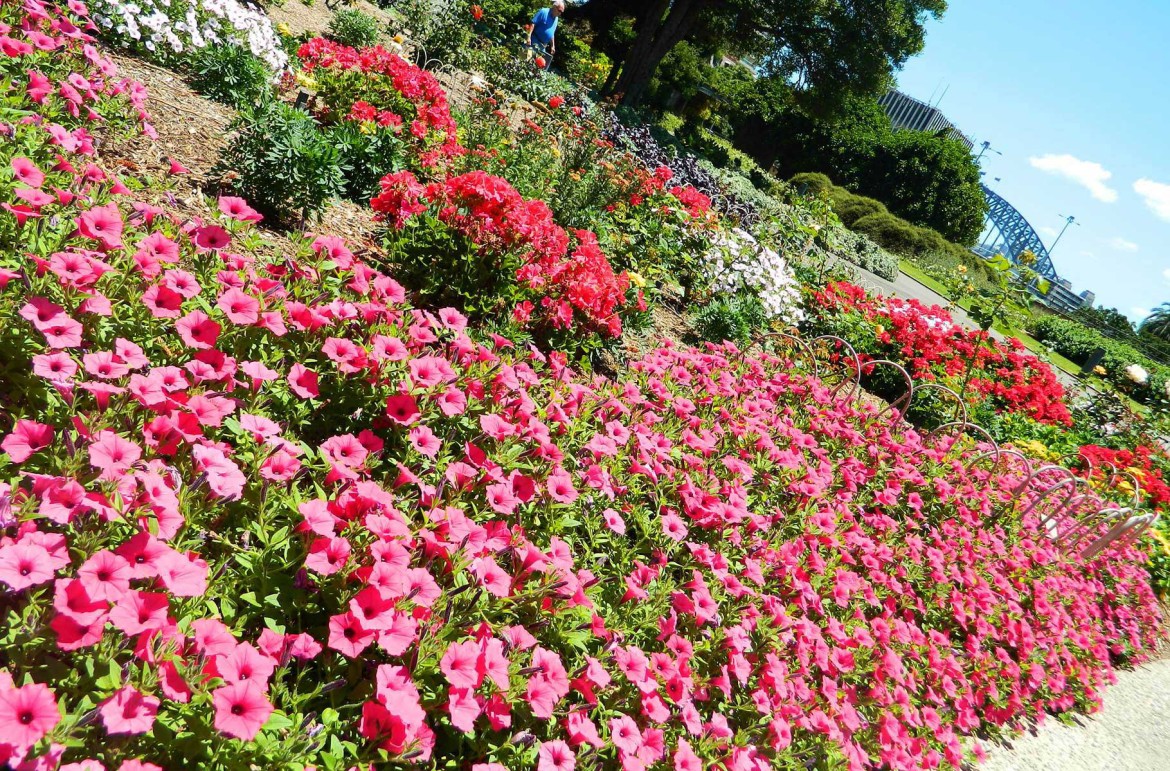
xmin=1107 ymin=236 xmax=1139 ymax=252
xmin=1131 ymin=306 xmax=1151 ymax=321
xmin=1162 ymin=268 xmax=1170 ymax=284
xmin=1038 ymin=225 xmax=1058 ymax=238
xmin=1029 ymin=154 xmax=1118 ymax=202
xmin=1134 ymin=178 xmax=1170 ymax=221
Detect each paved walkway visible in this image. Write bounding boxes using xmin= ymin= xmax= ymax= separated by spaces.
xmin=978 ymin=659 xmax=1170 ymax=771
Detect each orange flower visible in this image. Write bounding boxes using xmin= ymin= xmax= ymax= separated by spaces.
xmin=471 ymin=4 xmax=484 ymax=20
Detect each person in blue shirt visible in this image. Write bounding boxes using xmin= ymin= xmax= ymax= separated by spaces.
xmin=525 ymin=0 xmax=564 ymax=69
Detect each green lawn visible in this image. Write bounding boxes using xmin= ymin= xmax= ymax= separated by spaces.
xmin=897 ymin=260 xmax=951 ymax=297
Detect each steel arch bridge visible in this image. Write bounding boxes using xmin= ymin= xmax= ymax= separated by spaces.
xmin=974 ymin=184 xmax=1057 ymax=279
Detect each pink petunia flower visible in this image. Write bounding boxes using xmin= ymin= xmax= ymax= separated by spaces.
xmin=89 ymin=430 xmax=142 ymax=477
xmin=2 ymin=419 xmax=54 ymax=463
xmin=409 ymin=425 xmax=441 ymax=458
xmin=211 ymin=681 xmax=273 ymax=740
xmin=217 ymin=288 xmax=260 ymax=325
xmin=99 ymin=686 xmax=159 ymax=735
xmin=0 ymin=681 xmax=60 ymax=749
xmin=0 ymin=541 xmax=55 ymax=591
xmin=217 ymin=196 xmax=262 ymax=223
xmin=193 ymin=225 xmax=231 ymax=251
xmin=537 ymin=740 xmax=576 ymax=771
xmin=77 ymin=550 xmax=132 ymax=602
xmin=11 ymin=156 xmax=45 ymax=187
xmin=287 ymin=364 xmax=320 ymax=399
xmin=77 ymin=203 xmax=123 ymax=249
xmin=175 ymin=310 xmax=221 ymax=350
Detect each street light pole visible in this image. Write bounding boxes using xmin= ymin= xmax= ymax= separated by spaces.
xmin=1049 ymin=214 xmax=1079 ymax=254
xmin=975 ymin=140 xmax=1001 ymax=163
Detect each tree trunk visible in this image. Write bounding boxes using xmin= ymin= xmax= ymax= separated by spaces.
xmin=613 ymin=0 xmax=706 ymax=108
xmin=600 ymin=56 xmax=625 ymax=97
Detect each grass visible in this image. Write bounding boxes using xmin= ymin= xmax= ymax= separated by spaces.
xmin=898 ymin=260 xmax=951 ymax=297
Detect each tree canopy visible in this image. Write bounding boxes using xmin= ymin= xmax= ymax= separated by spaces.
xmin=574 ymin=0 xmax=947 ymax=112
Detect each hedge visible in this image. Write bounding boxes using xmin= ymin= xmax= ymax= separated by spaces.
xmin=1032 ymin=316 xmax=1169 ymax=403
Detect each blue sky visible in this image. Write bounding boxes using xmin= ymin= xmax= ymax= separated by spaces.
xmin=893 ymin=0 xmax=1170 ymax=323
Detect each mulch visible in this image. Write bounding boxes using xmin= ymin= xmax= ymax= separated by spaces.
xmin=97 ymin=50 xmax=380 ymax=257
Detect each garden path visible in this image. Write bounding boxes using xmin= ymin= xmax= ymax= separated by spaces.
xmin=979 ymin=658 xmax=1170 ymax=771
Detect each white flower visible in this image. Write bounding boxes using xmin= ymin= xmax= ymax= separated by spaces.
xmin=704 ymin=227 xmax=804 ymax=328
xmin=1125 ymin=364 xmax=1149 ymax=385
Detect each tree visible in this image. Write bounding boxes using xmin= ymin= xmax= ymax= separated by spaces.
xmin=1073 ymin=305 xmax=1138 ymax=341
xmin=1140 ymin=303 xmax=1170 ymax=341
xmin=735 ymin=96 xmax=985 ymax=245
xmin=575 ymin=0 xmax=947 ymax=110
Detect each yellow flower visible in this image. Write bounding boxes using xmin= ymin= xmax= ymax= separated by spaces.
xmin=627 ymin=271 xmax=647 ymax=288
xmin=393 ymin=34 xmax=405 ymax=44
xmin=957 ymin=265 xmax=967 ymax=274
xmin=294 ymin=72 xmax=317 ymax=90
xmin=1093 ymin=365 xmax=1107 ymax=376
xmin=873 ymin=325 xmax=885 ymax=337
xmin=276 ymin=22 xmax=292 ymax=37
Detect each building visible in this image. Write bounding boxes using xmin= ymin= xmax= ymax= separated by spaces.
xmin=1080 ymin=290 xmax=1096 ymax=308
xmin=877 ymin=90 xmax=975 ymax=151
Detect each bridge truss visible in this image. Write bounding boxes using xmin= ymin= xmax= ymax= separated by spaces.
xmin=975 ymin=184 xmax=1057 ymax=279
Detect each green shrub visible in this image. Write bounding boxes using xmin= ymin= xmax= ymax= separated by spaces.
xmin=327 ymin=8 xmax=382 ymax=48
xmin=217 ymin=102 xmax=346 ymax=222
xmin=187 ymin=44 xmax=272 ymax=108
xmin=829 ymin=227 xmax=900 ymax=281
xmin=830 ymin=189 xmax=888 ymax=226
xmin=325 ymin=121 xmax=407 ymax=204
xmin=1032 ymin=316 xmax=1170 ymax=403
xmin=692 ymin=293 xmax=768 ymax=345
xmin=789 ymin=172 xmax=834 ymax=198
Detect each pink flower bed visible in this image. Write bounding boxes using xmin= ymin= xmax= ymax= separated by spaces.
xmin=0 ymin=3 xmax=1162 ymax=771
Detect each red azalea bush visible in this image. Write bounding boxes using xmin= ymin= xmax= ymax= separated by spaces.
xmin=373 ymin=169 xmax=632 ymax=347
xmin=0 ymin=3 xmax=1164 ymax=771
xmin=806 ymin=282 xmax=1072 ymax=426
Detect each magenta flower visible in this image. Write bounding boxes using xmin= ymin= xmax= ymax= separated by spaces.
xmin=11 ymin=156 xmax=45 ymax=188
xmin=193 ymin=224 xmax=231 ymax=251
xmin=288 ymin=364 xmax=320 ymax=399
xmin=88 ymin=430 xmax=142 ymax=477
xmin=537 ymin=739 xmax=576 ymax=771
xmin=0 ymin=541 xmax=54 ymax=591
xmin=100 ymin=686 xmax=159 ymax=735
xmin=328 ymin=611 xmax=375 ymax=658
xmin=408 ymin=425 xmax=441 ymax=458
xmin=217 ymin=288 xmax=260 ymax=325
xmin=212 ymin=681 xmax=273 ymax=740
xmin=385 ymin=393 xmax=420 ymax=425
xmin=2 ymin=419 xmax=54 ymax=463
xmin=77 ymin=203 xmax=123 ymax=249
xmin=77 ymin=550 xmax=132 ymax=602
xmin=175 ymin=310 xmax=222 ymax=350
xmin=440 ymin=640 xmax=482 ymax=690
xmin=217 ymin=196 xmax=262 ymax=223
xmin=0 ymin=681 xmax=60 ymax=749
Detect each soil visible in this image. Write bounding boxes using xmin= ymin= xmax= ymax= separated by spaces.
xmin=266 ymin=0 xmax=396 ymax=39
xmin=98 ymin=51 xmax=380 ymax=258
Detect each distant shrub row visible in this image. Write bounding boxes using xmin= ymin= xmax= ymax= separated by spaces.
xmin=1033 ymin=316 xmax=1169 ymax=404
xmin=791 ymin=172 xmax=989 ymax=279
